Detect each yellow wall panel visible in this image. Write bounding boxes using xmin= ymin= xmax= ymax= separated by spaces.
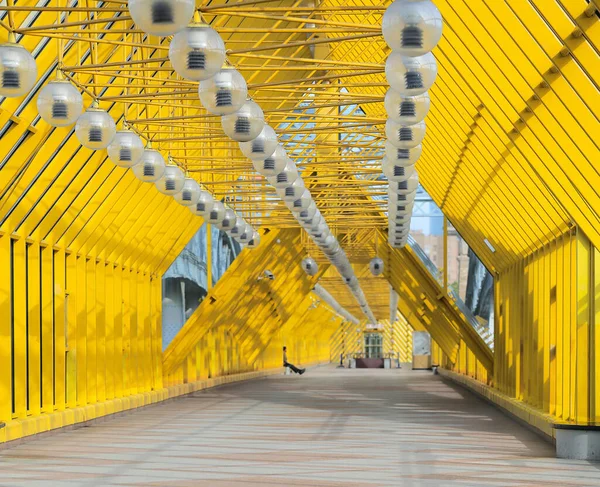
xmin=2 ymin=0 xmax=600 ymax=446
xmin=449 ymin=229 xmax=600 ymax=427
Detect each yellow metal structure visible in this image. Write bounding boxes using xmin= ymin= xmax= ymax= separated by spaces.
xmin=0 ymin=0 xmax=599 ymax=444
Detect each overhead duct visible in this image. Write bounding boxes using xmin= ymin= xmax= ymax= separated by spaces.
xmin=313 ymin=284 xmax=360 ymax=325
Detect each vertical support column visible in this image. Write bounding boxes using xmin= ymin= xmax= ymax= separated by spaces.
xmin=139 ymin=271 xmax=151 ymax=393
xmin=76 ymin=255 xmax=87 ymax=406
xmin=207 ymin=224 xmax=212 ymax=291
xmin=113 ymin=264 xmax=124 ymax=398
xmin=105 ymin=262 xmax=115 ymax=400
xmin=122 ymin=267 xmax=130 ymax=397
xmin=549 ymin=239 xmax=558 ymax=417
xmin=576 ymin=231 xmax=591 ymax=423
xmin=594 ymin=247 xmax=600 ymax=422
xmin=85 ymin=257 xmax=97 ymax=405
xmin=556 ymin=236 xmax=565 ymax=419
xmin=129 ymin=269 xmax=138 ymax=394
xmin=41 ymin=245 xmax=54 ymax=414
xmin=27 ymin=242 xmax=41 ymax=417
xmin=65 ymin=252 xmax=77 ymax=409
xmin=54 ymin=248 xmax=66 ymax=411
xmin=0 ymin=234 xmax=11 ymax=425
xmin=567 ymin=232 xmax=576 ymax=420
xmin=13 ymin=238 xmax=27 ymax=418
xmin=95 ymin=259 xmax=106 ymax=403
xmin=542 ymin=246 xmax=551 ymax=414
xmin=443 ymin=216 xmax=448 ymax=293
xmin=151 ymin=276 xmax=162 ymax=391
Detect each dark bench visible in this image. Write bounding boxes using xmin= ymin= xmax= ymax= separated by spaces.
xmin=356 ymin=358 xmax=384 ymax=369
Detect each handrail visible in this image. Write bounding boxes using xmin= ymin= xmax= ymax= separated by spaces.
xmin=407 ymin=235 xmax=494 ymax=350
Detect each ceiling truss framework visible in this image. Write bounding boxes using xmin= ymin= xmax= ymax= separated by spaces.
xmin=1 ymin=0 xmax=389 ymax=240
xmin=0 ymin=0 xmax=598 ymax=311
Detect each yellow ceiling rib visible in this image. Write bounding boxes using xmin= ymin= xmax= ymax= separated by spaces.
xmin=0 ymin=0 xmax=595 ymax=328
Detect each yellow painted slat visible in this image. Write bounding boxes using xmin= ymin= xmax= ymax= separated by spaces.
xmin=0 ymin=235 xmax=12 ymax=424
xmin=54 ymin=249 xmax=66 ymax=411
xmin=27 ymin=242 xmax=41 ymax=417
xmin=65 ymin=253 xmax=77 ymax=409
xmin=13 ymin=239 xmax=27 ymax=418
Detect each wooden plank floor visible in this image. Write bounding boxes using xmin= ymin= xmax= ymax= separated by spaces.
xmin=1 ymin=367 xmax=600 ymax=486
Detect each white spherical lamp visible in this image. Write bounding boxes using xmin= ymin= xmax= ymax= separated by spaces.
xmin=0 ymin=38 xmax=37 ymax=98
xmin=369 ymin=257 xmax=384 ymax=276
xmin=390 ymin=224 xmax=410 ymax=237
xmin=384 ymin=140 xmax=422 ymax=166
xmin=301 ymin=257 xmax=318 ymax=276
xmin=207 ymin=200 xmax=226 ymax=225
xmin=266 ymin=161 xmax=299 ymax=189
xmin=322 ymin=234 xmax=337 ymax=249
xmin=131 ymin=148 xmax=167 ymax=183
xmin=389 ymin=210 xmax=411 ymax=225
xmin=252 ymin=144 xmax=288 ymax=176
xmin=221 ymin=100 xmax=265 ymax=142
xmin=309 ymin=222 xmax=328 ymax=238
xmin=229 ymin=216 xmax=246 ymax=237
xmin=169 ymin=23 xmax=225 ymax=80
xmin=389 ymin=170 xmax=419 ymax=194
xmin=37 ymin=78 xmax=83 ymax=127
xmin=388 ymin=188 xmax=417 ymax=205
xmin=219 ymin=208 xmax=237 ymax=231
xmin=346 ymin=275 xmax=359 ymax=289
xmin=323 ymin=243 xmax=340 ymax=257
xmin=128 ymin=0 xmax=195 ymax=37
xmin=198 ymin=67 xmax=247 ymax=115
xmin=314 ymin=232 xmax=330 ymax=246
xmin=75 ymin=104 xmax=116 ymax=150
xmin=239 ymin=124 xmax=278 ymax=161
xmin=383 ymin=160 xmax=417 ymax=183
xmin=246 ymin=231 xmax=260 ymax=249
xmin=382 ymin=0 xmax=443 ymax=56
xmin=278 ymin=178 xmax=306 ymax=202
xmin=299 ymin=218 xmax=314 ymax=231
xmin=238 ymin=223 xmax=254 ymax=243
xmin=191 ymin=190 xmax=214 ymax=217
xmin=384 ymin=89 xmax=430 ymax=125
xmin=174 ymin=177 xmax=202 ymax=207
xmin=297 ymin=201 xmax=317 ymax=222
xmin=386 ymin=51 xmax=437 ymax=96
xmin=107 ymin=130 xmax=144 ymax=167
xmin=390 ymin=199 xmax=415 ymax=216
xmin=287 ymin=189 xmax=312 ymax=212
xmin=155 ymin=164 xmax=185 ymax=195
xmin=385 ymin=119 xmax=426 ymax=149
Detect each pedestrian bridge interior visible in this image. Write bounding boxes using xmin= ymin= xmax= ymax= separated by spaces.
xmin=1 ymin=0 xmax=600 ymax=483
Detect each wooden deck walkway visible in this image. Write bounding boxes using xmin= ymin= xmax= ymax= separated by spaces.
xmin=1 ymin=367 xmax=599 ymax=486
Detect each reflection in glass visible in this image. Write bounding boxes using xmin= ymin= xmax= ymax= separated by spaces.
xmin=211 ymin=224 xmax=242 ymax=286
xmin=162 ymin=223 xmax=208 ymax=350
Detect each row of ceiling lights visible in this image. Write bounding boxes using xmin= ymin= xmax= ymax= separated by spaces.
xmin=382 ymin=0 xmax=443 ymax=248
xmin=0 ymin=0 xmax=382 ymax=322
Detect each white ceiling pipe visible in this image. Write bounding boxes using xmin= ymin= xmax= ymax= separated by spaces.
xmin=313 ymin=284 xmax=360 ymax=325
xmin=254 ymin=141 xmax=377 ymax=323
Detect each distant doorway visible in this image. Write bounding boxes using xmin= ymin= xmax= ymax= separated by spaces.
xmin=364 ymin=333 xmax=383 ymax=359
